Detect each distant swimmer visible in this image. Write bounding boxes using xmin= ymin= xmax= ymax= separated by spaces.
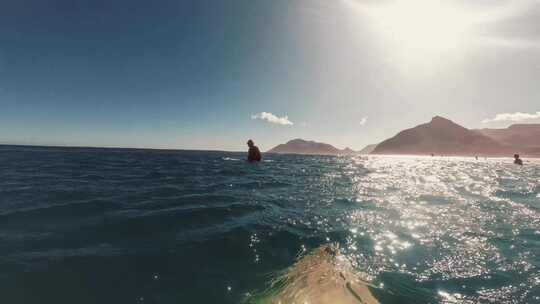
xmin=247 ymin=139 xmax=262 ymax=162
xmin=514 ymin=154 xmax=523 ymax=166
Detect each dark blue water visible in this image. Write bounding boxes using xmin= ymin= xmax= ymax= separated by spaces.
xmin=1 ymin=145 xmax=539 ymax=303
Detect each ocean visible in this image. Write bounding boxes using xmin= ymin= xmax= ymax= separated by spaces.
xmin=1 ymin=145 xmax=539 ymax=303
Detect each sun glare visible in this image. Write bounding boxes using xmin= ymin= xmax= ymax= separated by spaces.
xmin=348 ymin=0 xmax=476 ymax=69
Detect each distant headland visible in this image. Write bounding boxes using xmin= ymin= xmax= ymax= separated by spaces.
xmin=267 ymin=139 xmax=356 ymax=155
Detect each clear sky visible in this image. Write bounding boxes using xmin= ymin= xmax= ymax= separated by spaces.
xmin=1 ymin=0 xmax=539 ymax=151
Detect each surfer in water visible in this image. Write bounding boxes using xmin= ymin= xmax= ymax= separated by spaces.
xmin=247 ymin=139 xmax=262 ymax=162
xmin=514 ymin=154 xmax=523 ymax=166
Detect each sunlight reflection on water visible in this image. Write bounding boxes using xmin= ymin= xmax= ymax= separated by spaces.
xmin=251 ymin=155 xmax=540 ymax=303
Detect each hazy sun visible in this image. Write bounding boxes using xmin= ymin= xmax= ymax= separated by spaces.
xmin=348 ymin=0 xmax=476 ymax=69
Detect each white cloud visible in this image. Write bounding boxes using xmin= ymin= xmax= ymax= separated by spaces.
xmin=482 ymin=111 xmax=540 ymax=123
xmin=481 ymin=37 xmax=540 ymax=49
xmin=251 ymin=112 xmax=293 ymax=125
xmin=359 ymin=116 xmax=368 ymax=126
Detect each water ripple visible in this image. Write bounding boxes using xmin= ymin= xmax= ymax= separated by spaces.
xmin=0 ymin=147 xmax=539 ymax=303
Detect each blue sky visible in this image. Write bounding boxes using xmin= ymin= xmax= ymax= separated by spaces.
xmin=1 ymin=0 xmax=539 ymax=151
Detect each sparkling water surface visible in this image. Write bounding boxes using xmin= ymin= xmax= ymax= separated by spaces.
xmin=1 ymin=145 xmax=539 ymax=303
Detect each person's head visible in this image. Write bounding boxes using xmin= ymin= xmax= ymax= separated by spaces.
xmin=514 ymin=154 xmax=520 ymax=159
xmin=247 ymin=139 xmax=254 ymax=147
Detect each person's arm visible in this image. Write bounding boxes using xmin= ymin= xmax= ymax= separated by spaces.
xmin=255 ymin=147 xmax=262 ymax=161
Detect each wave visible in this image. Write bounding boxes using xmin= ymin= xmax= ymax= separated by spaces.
xmin=0 ymin=148 xmax=539 ymax=303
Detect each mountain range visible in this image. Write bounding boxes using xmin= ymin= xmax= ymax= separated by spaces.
xmin=268 ymin=116 xmax=540 ymax=157
xmin=475 ymin=124 xmax=540 ymax=148
xmin=372 ymin=116 xmax=539 ymax=156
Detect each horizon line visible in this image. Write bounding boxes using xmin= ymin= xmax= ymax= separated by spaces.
xmin=0 ymin=143 xmax=244 ymax=153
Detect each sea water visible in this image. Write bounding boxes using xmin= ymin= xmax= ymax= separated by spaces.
xmin=0 ymin=145 xmax=539 ymax=303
